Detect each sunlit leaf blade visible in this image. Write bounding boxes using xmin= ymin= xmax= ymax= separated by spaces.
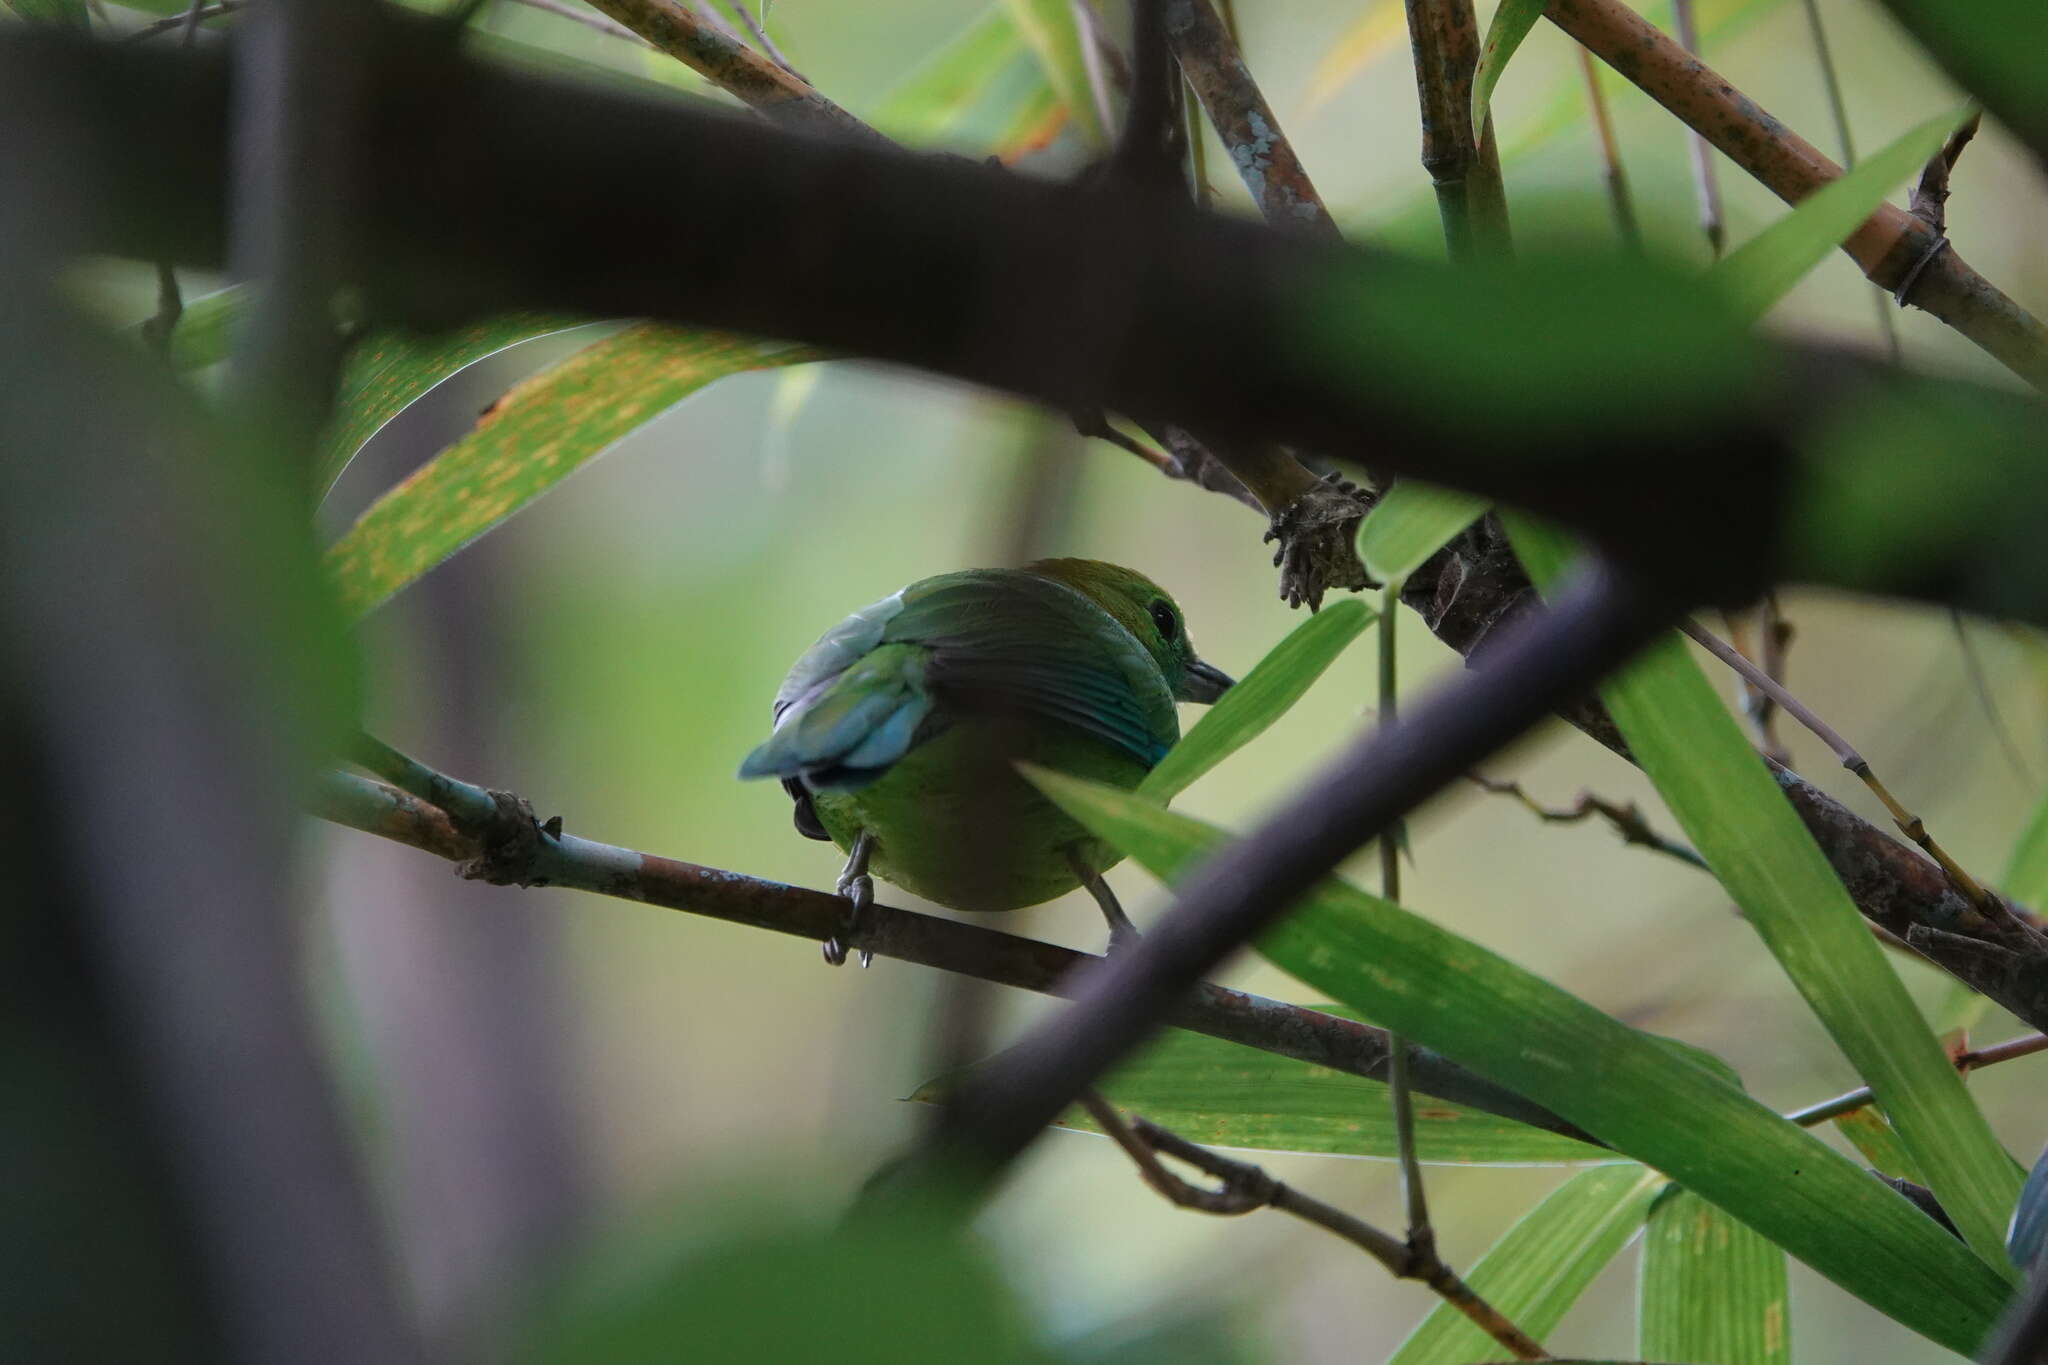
xmin=317 ymin=314 xmax=591 ymax=494
xmin=1836 ymin=1106 xmax=1924 ymax=1183
xmin=913 ymin=1008 xmax=1608 ymax=1165
xmin=868 ymin=4 xmax=1023 ymax=143
xmin=1138 ymin=598 xmax=1372 ymax=804
xmin=1355 ymin=482 xmax=1489 ymax=587
xmin=1470 ymin=0 xmax=1546 ymax=137
xmin=1002 ymin=0 xmax=1105 ymax=148
xmin=325 ymin=325 xmax=821 ymax=619
xmin=2012 ymin=1143 xmax=2048 ymax=1269
xmin=162 ymin=285 xmax=245 ymax=373
xmin=1712 ymin=111 xmax=1960 ymax=322
xmin=1391 ymin=1165 xmax=1665 ymax=1365
xmin=1639 ymin=1187 xmax=1791 ymax=1365
xmin=1025 ymin=775 xmax=2013 ymax=1353
xmin=1301 ymin=0 xmax=1405 ymax=113
xmin=1505 ymin=515 xmax=2022 ymax=1280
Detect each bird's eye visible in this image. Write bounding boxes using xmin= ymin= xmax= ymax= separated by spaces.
xmin=1148 ymin=600 xmax=1179 ymax=642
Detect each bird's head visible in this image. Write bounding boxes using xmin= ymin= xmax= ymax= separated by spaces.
xmin=1027 ymin=558 xmax=1234 ymax=704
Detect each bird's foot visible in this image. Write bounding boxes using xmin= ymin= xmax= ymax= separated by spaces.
xmin=1264 ymin=470 xmax=1375 ymax=611
xmin=1070 ymin=848 xmax=1140 ymax=956
xmin=825 ymin=830 xmax=877 ymax=968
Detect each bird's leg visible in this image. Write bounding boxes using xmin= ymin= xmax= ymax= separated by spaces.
xmin=825 ymin=829 xmax=877 ymax=968
xmin=1068 ymin=847 xmax=1140 ymax=954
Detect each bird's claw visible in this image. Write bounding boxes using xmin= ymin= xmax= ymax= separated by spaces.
xmin=825 ymin=872 xmax=875 ymax=967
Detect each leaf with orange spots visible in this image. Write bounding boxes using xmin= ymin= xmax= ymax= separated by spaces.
xmin=1640 ymin=1187 xmax=1791 ymax=1365
xmin=324 ymin=325 xmax=821 ymax=619
xmin=318 ymin=313 xmax=592 ymax=495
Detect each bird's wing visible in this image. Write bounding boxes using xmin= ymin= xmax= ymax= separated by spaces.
xmin=739 ymin=571 xmax=1177 ymax=795
xmin=739 ymin=641 xmax=934 ymax=792
xmin=888 ymin=571 xmax=1178 ymax=767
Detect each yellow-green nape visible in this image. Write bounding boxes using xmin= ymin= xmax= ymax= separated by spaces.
xmin=1024 ymin=558 xmax=1227 ymax=704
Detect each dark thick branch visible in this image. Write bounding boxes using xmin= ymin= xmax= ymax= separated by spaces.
xmin=17 ymin=26 xmax=2048 ymax=620
xmin=312 ymin=770 xmax=1594 ymax=1143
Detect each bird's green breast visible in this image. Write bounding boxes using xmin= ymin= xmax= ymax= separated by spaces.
xmin=809 ymin=716 xmax=1150 ymax=912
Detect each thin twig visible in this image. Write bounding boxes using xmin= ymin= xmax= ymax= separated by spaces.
xmin=1086 ymin=1107 xmax=1552 ymax=1360
xmin=1380 ymin=592 xmax=1436 ymax=1258
xmin=1787 ymin=1032 xmax=2048 ymax=1127
xmin=314 ymin=766 xmax=1597 ymax=1141
xmin=1796 ymin=0 xmax=1900 ymax=358
xmin=1668 ymin=0 xmax=1724 ymax=257
xmin=506 ymin=0 xmax=647 ymax=43
xmin=1574 ymin=47 xmax=1638 ymax=251
xmin=1466 ymin=772 xmax=1708 ymax=870
xmin=1682 ymin=620 xmax=1999 ymax=920
xmin=1950 ymin=611 xmax=2035 ymax=789
xmin=718 ymin=0 xmax=802 ymax=80
xmin=1750 ymin=593 xmax=1793 ymax=763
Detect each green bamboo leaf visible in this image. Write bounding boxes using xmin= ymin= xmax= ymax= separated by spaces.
xmin=868 ymin=5 xmax=1025 ymax=143
xmin=1506 ymin=515 xmax=2022 ymax=1279
xmin=1137 ymin=598 xmax=1373 ymax=804
xmin=1392 ymin=1165 xmax=1666 ymax=1365
xmin=914 ymin=1008 xmax=1608 ymax=1165
xmin=159 ymin=285 xmax=245 ymax=373
xmin=1355 ymin=482 xmax=1489 ymax=587
xmin=1639 ymin=1187 xmax=1791 ymax=1365
xmin=324 ymin=325 xmax=821 ymax=618
xmin=1836 ymin=1107 xmax=1922 ymax=1183
xmin=317 ymin=314 xmax=591 ymax=493
xmin=1002 ymin=0 xmax=1105 ymax=148
xmin=1469 ymin=0 xmax=1546 ymax=138
xmin=1712 ymin=111 xmax=1961 ymax=322
xmin=1022 ymin=775 xmax=2012 ymax=1353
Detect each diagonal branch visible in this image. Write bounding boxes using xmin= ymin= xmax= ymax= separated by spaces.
xmin=1545 ymin=0 xmax=2048 ymax=390
xmin=312 ymin=767 xmax=1595 ymax=1142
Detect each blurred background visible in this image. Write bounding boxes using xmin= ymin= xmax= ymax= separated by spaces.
xmin=58 ymin=0 xmax=2048 ymax=1358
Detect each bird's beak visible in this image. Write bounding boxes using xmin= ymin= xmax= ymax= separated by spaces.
xmin=1179 ymin=659 xmax=1235 ymax=704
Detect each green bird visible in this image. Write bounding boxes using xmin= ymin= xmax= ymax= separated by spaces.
xmin=739 ymin=559 xmax=1233 ymax=963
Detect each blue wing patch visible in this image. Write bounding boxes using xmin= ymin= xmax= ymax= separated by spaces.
xmin=739 ymin=570 xmax=1178 ymax=796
